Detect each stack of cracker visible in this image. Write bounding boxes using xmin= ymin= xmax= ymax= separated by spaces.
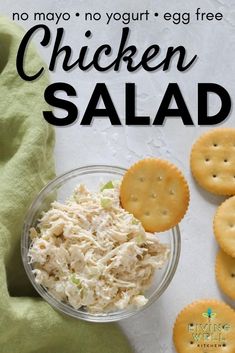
xmin=172 ymin=129 xmax=235 ymax=353
xmin=191 ymin=128 xmax=235 ymax=301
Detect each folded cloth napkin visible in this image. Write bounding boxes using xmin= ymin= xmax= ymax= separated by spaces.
xmin=0 ymin=16 xmax=133 ymax=353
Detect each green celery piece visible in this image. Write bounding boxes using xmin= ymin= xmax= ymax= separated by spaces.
xmin=132 ymin=218 xmax=139 ymax=225
xmin=71 ymin=275 xmax=82 ymax=288
xmin=101 ymin=198 xmax=112 ymax=209
xmin=100 ymin=181 xmax=114 ymax=192
xmin=136 ymin=234 xmax=145 ymax=245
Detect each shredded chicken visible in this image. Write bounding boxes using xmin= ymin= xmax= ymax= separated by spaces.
xmin=28 ymin=181 xmax=169 ymax=313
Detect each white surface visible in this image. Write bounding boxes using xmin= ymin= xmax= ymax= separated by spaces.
xmin=1 ymin=1 xmax=235 ymax=352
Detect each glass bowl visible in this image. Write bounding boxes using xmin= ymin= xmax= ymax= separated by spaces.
xmin=21 ymin=165 xmax=181 ymax=322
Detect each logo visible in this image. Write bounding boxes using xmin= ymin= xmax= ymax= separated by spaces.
xmin=187 ymin=307 xmax=231 ymax=348
xmin=202 ymin=308 xmax=217 ymax=320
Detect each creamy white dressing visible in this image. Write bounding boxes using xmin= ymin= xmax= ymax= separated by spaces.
xmin=28 ymin=182 xmax=169 ymax=313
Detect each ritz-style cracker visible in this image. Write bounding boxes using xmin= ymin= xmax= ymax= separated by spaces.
xmin=173 ymin=299 xmax=235 ymax=353
xmin=213 ymin=196 xmax=235 ymax=258
xmin=190 ymin=128 xmax=235 ymax=195
xmin=216 ymin=249 xmax=235 ymax=301
xmin=120 ymin=158 xmax=189 ymax=232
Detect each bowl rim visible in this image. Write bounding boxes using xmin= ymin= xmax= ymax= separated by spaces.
xmin=21 ymin=164 xmax=181 ymax=322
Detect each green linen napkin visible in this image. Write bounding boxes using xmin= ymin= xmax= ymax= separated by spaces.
xmin=0 ymin=16 xmax=133 ymax=353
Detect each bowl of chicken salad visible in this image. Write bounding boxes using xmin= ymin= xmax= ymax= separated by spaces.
xmin=21 ymin=165 xmax=181 ymax=322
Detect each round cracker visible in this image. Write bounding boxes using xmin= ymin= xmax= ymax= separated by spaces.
xmin=173 ymin=299 xmax=235 ymax=353
xmin=120 ymin=158 xmax=189 ymax=232
xmin=190 ymin=128 xmax=235 ymax=195
xmin=216 ymin=249 xmax=235 ymax=300
xmin=213 ymin=196 xmax=235 ymax=258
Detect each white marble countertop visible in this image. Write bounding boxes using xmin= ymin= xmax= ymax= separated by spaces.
xmin=1 ymin=0 xmax=235 ymax=352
